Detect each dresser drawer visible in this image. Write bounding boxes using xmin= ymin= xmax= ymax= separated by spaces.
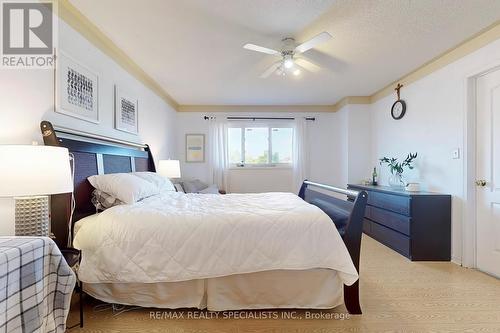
xmin=363 ymin=218 xmax=371 ymax=234
xmin=369 ymin=206 xmax=411 ymax=236
xmin=364 ymin=206 xmax=372 ymax=219
xmin=368 ymin=191 xmax=411 ymax=216
xmin=370 ymin=222 xmax=410 ymax=258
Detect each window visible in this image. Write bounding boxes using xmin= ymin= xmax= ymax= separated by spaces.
xmin=245 ymin=128 xmax=268 ymax=164
xmin=271 ymin=128 xmax=293 ymax=163
xmin=228 ymin=125 xmax=294 ymax=166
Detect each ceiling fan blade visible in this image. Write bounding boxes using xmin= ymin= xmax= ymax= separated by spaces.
xmin=295 ymin=58 xmax=321 ymax=72
xmin=294 ymin=32 xmax=332 ymax=54
xmin=244 ymin=43 xmax=280 ymax=55
xmin=260 ymin=61 xmax=282 ymax=78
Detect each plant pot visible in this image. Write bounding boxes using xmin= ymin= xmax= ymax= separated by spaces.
xmin=388 ymin=173 xmax=405 ymax=188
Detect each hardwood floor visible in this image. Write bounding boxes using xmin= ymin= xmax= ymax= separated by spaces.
xmin=67 ymin=235 xmax=500 ymax=332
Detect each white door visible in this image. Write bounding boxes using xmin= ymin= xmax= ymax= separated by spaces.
xmin=476 ymin=68 xmax=500 ymax=278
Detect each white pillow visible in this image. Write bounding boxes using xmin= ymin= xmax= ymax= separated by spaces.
xmin=132 ymin=172 xmax=176 ymax=192
xmin=88 ymin=173 xmax=159 ymax=204
xmin=198 ymin=184 xmax=220 ymax=194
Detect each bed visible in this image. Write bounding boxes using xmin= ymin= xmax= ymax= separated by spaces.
xmin=40 ymin=121 xmax=367 ymax=314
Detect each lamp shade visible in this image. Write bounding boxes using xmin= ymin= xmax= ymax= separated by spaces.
xmin=158 ymin=160 xmax=181 ymax=178
xmin=0 ymin=145 xmax=73 ymax=197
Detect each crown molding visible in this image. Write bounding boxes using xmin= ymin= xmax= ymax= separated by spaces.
xmin=330 ymin=96 xmax=371 ymax=112
xmin=177 ymin=105 xmax=336 ymax=113
xmin=57 ymin=0 xmax=179 ymax=110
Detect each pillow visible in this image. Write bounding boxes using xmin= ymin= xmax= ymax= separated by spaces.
xmin=181 ymin=179 xmax=208 ymax=193
xmin=133 ymin=172 xmax=176 ymax=192
xmin=88 ymin=173 xmax=158 ymax=204
xmin=91 ymin=189 xmax=124 ymax=210
xmin=198 ymin=184 xmax=220 ymax=194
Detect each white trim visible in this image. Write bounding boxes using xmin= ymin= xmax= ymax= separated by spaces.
xmin=96 ymin=154 xmax=104 ymax=175
xmin=229 ymin=165 xmax=292 ymax=170
xmin=462 ymin=75 xmax=477 ymax=268
xmin=54 ymin=125 xmax=147 ymax=148
xmin=462 ymin=58 xmax=500 ymax=268
xmin=130 ymin=157 xmax=136 ymax=172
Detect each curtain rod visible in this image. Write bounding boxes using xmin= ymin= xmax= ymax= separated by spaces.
xmin=203 ymin=116 xmax=315 ymax=121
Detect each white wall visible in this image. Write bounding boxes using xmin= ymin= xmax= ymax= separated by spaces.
xmin=370 ymin=37 xmax=500 ymax=263
xmin=0 ymin=18 xmax=177 ymax=235
xmin=175 ymin=113 xmax=211 ymax=183
xmin=308 ymin=111 xmax=348 ymax=188
xmin=346 ymin=104 xmax=372 ymax=184
xmin=228 ymin=168 xmax=293 ymax=193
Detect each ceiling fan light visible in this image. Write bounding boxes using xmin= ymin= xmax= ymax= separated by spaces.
xmin=293 ymin=69 xmax=301 ymax=76
xmin=284 ymin=58 xmax=294 ymax=69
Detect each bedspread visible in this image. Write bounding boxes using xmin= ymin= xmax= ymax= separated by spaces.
xmin=74 ymin=192 xmax=358 ymax=285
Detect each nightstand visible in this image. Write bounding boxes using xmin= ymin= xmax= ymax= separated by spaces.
xmin=61 ymin=248 xmax=84 ymax=328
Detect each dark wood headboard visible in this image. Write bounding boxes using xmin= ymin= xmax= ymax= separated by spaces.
xmin=40 ymin=121 xmax=156 ymax=248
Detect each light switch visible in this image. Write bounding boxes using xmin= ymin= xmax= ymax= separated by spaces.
xmin=452 ymin=148 xmax=460 ymax=159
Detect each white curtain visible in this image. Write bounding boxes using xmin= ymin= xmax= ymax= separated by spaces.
xmin=292 ymin=117 xmax=308 ymax=193
xmin=208 ymin=117 xmax=229 ymax=191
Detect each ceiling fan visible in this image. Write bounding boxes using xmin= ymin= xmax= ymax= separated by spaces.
xmin=243 ymin=32 xmax=332 ymax=78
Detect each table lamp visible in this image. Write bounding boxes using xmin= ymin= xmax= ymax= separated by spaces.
xmin=157 ymin=160 xmax=181 ymax=179
xmin=0 ymin=145 xmax=73 ymax=236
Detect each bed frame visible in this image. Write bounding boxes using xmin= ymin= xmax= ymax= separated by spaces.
xmin=40 ymin=120 xmax=368 ymax=315
xmin=298 ymin=181 xmax=367 ymax=314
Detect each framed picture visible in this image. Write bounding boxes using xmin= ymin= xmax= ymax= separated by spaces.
xmin=114 ymin=85 xmax=139 ymax=134
xmin=186 ymin=134 xmax=205 ymax=163
xmin=56 ymin=52 xmax=99 ymax=123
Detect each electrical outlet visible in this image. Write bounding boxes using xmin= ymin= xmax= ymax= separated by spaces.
xmin=452 ymin=148 xmax=460 ymax=159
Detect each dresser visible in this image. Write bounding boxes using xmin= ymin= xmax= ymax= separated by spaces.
xmin=347 ymin=184 xmax=451 ymax=261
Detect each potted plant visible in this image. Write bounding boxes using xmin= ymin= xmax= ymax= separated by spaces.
xmin=379 ymin=153 xmax=417 ymax=188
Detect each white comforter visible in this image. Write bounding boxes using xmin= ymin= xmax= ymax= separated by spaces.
xmin=74 ymin=192 xmax=358 ymax=286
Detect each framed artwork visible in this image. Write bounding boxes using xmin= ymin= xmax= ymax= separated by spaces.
xmin=114 ymin=85 xmax=139 ymax=134
xmin=56 ymin=52 xmax=99 ymax=123
xmin=186 ymin=134 xmax=205 ymax=163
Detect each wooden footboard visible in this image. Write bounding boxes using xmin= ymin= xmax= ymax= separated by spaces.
xmin=298 ymin=180 xmax=368 ymax=314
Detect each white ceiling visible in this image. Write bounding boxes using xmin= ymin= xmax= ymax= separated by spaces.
xmin=69 ymin=0 xmax=500 ymax=105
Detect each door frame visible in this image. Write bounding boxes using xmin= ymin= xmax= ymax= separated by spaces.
xmin=463 ymin=60 xmax=500 ymax=268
